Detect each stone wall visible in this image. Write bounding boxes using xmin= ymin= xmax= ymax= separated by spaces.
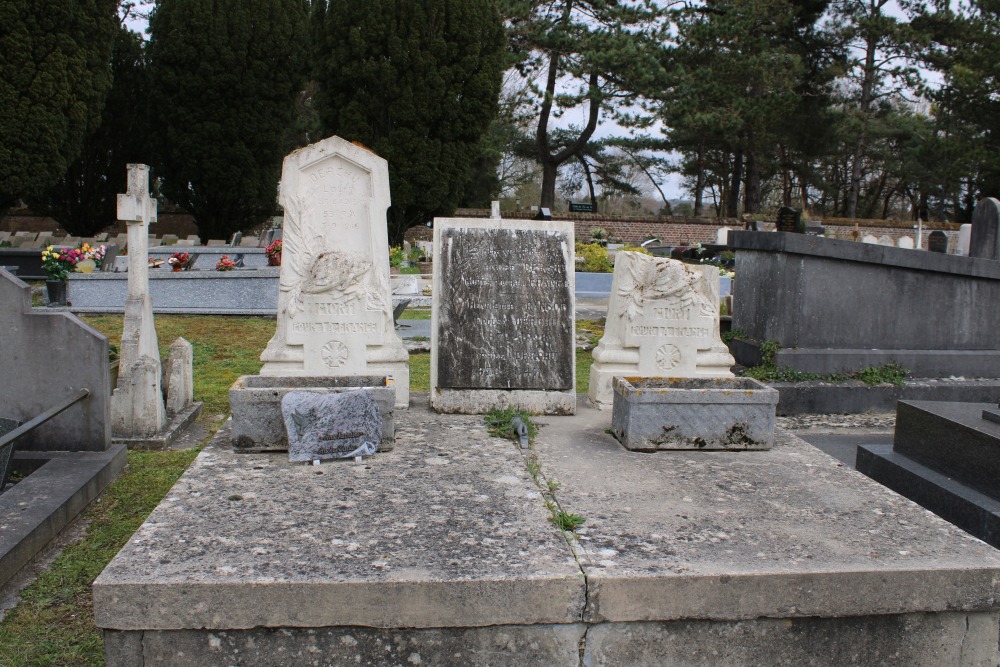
xmin=433 ymin=209 xmax=963 ymax=249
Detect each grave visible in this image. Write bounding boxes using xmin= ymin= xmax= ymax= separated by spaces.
xmin=897 ymin=235 xmax=914 ymax=249
xmin=775 ymin=206 xmax=800 ymax=233
xmin=588 ymin=252 xmax=733 ymax=409
xmin=109 ymin=165 xmax=202 ymax=448
xmin=729 ymin=231 xmax=1000 ymax=378
xmin=928 ymin=229 xmax=949 ymax=253
xmin=254 ymin=137 xmax=409 ymax=408
xmin=858 ymin=400 xmax=1000 ymax=549
xmin=970 ymin=196 xmax=1000 ymax=260
xmin=430 ymin=217 xmax=575 ymax=414
xmin=93 ymin=400 xmax=1000 ymax=665
xmin=110 ymin=164 xmax=167 ymax=438
xmin=0 ymin=268 xmax=126 ymax=588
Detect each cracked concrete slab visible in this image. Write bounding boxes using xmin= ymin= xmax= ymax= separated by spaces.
xmin=94 ymin=401 xmax=584 ymax=631
xmin=96 ymin=396 xmax=1000 ymax=665
xmin=532 ymin=402 xmax=1000 ymax=624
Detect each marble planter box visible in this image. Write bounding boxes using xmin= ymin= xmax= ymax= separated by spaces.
xmin=229 ymin=375 xmax=395 ymax=453
xmin=611 ymin=376 xmax=778 ymax=451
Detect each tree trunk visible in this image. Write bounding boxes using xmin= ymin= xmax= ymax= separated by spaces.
xmin=744 ymin=147 xmax=761 ymax=214
xmin=727 ymin=147 xmax=743 ymax=218
xmin=694 ymin=143 xmax=705 ymax=216
xmin=846 ymin=22 xmax=879 ymax=219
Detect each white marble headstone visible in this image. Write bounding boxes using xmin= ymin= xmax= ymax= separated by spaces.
xmin=862 ymin=235 xmax=879 ymax=244
xmin=259 ymin=137 xmax=409 ymax=407
xmin=897 ymin=236 xmax=915 ymax=250
xmin=588 ymin=252 xmax=733 ymax=409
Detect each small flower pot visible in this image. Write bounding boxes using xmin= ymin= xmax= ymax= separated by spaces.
xmin=267 ymin=254 xmax=281 ymax=267
xmin=46 ymin=280 xmax=67 ymax=306
xmin=172 ymin=265 xmax=183 ymax=273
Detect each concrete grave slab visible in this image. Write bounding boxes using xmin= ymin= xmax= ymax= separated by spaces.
xmin=95 ymin=398 xmax=1000 ymax=665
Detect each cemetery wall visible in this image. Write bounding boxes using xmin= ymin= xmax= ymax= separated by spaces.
xmin=441 ymin=209 xmax=961 ymax=249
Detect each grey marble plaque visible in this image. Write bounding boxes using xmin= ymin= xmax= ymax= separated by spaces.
xmin=436 ymin=226 xmax=573 ymax=390
xmin=282 ymin=390 xmax=381 ymax=462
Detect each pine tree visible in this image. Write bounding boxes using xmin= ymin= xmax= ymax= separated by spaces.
xmin=314 ymin=0 xmax=505 ymax=244
xmin=30 ymin=25 xmax=149 ymax=237
xmin=147 ymin=0 xmax=309 ymax=241
xmin=502 ymin=0 xmax=669 ymax=210
xmin=0 ymin=0 xmax=118 ymax=212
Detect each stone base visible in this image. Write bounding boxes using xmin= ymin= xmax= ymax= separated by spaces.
xmin=1 ymin=445 xmax=127 ymax=588
xmin=229 ymin=375 xmax=395 ymax=452
xmin=93 ymin=401 xmax=1000 ymax=665
xmin=103 ymin=611 xmax=1000 ymax=667
xmin=611 ymin=377 xmax=778 ymax=450
xmin=430 ymin=388 xmax=576 ymax=415
xmin=857 ymin=444 xmax=1000 ymax=550
xmin=112 ymin=401 xmax=202 ymax=450
xmin=731 ymin=338 xmax=1000 ymax=378
xmin=856 ymin=400 xmax=1000 ymax=549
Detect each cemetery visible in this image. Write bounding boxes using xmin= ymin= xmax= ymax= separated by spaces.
xmin=1 ymin=143 xmax=999 ymax=664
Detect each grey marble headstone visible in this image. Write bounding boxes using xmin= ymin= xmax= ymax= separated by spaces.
xmin=436 ymin=226 xmax=573 ymax=390
xmin=970 ymin=197 xmax=1000 ymax=260
xmin=282 ymin=390 xmax=381 ymax=462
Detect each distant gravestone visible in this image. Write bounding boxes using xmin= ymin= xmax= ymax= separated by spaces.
xmin=878 ymin=235 xmax=893 ymax=246
xmin=958 ymin=224 xmax=972 ymax=256
xmin=588 ymin=252 xmax=734 ymax=409
xmin=970 ymin=197 xmax=1000 ymax=260
xmin=897 ymin=236 xmax=915 ymax=250
xmin=928 ymin=230 xmax=948 ymax=253
xmin=259 ymin=136 xmax=409 ymax=407
xmin=862 ymin=235 xmax=879 ymax=244
xmin=431 ymin=218 xmax=575 ymax=414
xmin=282 ymin=390 xmax=381 ymax=462
xmin=775 ymin=206 xmax=801 ymax=233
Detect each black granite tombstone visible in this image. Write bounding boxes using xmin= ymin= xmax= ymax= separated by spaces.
xmin=970 ymin=197 xmax=1000 ymax=260
xmin=436 ymin=227 xmax=573 ymax=390
xmin=927 ymin=230 xmax=948 ymax=253
xmin=776 ymin=206 xmax=801 ymax=233
xmin=858 ymin=400 xmax=1000 ymax=548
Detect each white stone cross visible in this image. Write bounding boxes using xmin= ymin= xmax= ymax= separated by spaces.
xmin=117 ymin=164 xmax=158 ymax=226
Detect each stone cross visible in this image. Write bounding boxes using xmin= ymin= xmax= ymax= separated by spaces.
xmin=111 ymin=164 xmax=166 ymax=437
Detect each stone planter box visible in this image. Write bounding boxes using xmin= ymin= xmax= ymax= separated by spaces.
xmin=111 ymin=247 xmax=269 ymax=272
xmin=229 ymin=375 xmax=395 ymax=453
xmin=611 ymin=376 xmax=778 ymax=451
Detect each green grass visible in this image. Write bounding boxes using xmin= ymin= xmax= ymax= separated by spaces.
xmin=484 ymin=407 xmax=539 ymax=443
xmin=398 ymin=307 xmax=431 ymax=320
xmin=0 ymin=448 xmax=200 ymax=666
xmin=82 ymin=315 xmax=276 ymax=414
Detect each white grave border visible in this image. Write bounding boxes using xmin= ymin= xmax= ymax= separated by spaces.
xmin=430 ymin=217 xmax=576 ymax=415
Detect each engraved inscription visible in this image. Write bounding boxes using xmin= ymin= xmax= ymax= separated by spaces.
xmin=437 ymin=227 xmax=573 ymax=390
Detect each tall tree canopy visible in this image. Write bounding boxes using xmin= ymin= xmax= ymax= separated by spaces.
xmin=502 ymin=0 xmax=669 ymax=210
xmin=147 ymin=0 xmax=309 ymax=241
xmin=30 ymin=25 xmax=149 ymax=237
xmin=0 ymin=0 xmax=118 ymax=213
xmin=313 ymin=0 xmax=505 ymax=244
